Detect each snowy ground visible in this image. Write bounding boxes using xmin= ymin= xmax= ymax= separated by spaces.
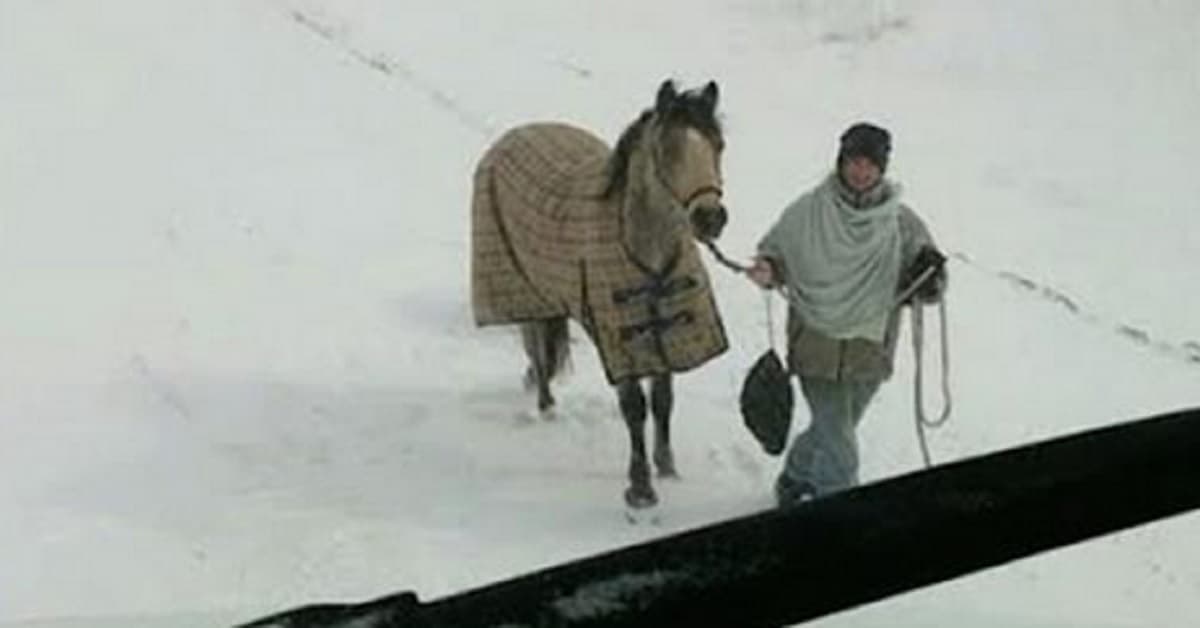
xmin=2 ymin=1 xmax=1199 ymax=626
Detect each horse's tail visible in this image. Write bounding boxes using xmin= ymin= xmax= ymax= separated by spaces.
xmin=522 ymin=317 xmax=571 ymax=389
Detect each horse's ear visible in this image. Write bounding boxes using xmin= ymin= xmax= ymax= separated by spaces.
xmin=700 ymin=80 xmax=720 ymax=112
xmin=655 ymin=79 xmax=678 ymax=113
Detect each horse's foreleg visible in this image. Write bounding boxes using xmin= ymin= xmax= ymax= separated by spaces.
xmin=618 ymin=379 xmax=657 ymax=508
xmin=650 ymin=374 xmax=678 ymax=478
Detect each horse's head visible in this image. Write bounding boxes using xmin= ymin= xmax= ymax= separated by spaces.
xmin=605 ymin=80 xmax=728 ymax=243
xmin=647 ymin=79 xmax=728 ymax=242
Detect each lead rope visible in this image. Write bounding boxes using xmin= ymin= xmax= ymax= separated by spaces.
xmin=912 ymin=297 xmax=952 ymax=467
xmin=704 ymin=238 xmax=782 ymax=354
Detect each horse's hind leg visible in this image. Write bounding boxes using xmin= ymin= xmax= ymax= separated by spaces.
xmin=521 ymin=317 xmax=569 ymax=413
xmin=650 ymin=374 xmax=678 ymax=478
xmin=618 ymin=378 xmax=657 ymax=508
xmin=521 ymin=322 xmax=555 ymax=412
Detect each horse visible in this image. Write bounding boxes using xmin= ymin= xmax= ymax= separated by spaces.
xmin=471 ymin=79 xmax=730 ymax=508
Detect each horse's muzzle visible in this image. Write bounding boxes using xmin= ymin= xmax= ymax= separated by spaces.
xmin=691 ymin=204 xmax=728 ymax=241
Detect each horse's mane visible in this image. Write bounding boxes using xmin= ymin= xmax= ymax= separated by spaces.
xmin=602 ymin=91 xmax=723 ymax=200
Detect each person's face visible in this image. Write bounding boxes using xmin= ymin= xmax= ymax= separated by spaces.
xmin=840 ymin=156 xmax=882 ymax=192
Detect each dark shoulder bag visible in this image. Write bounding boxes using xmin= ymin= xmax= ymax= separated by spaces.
xmin=739 ymin=348 xmax=793 ymax=456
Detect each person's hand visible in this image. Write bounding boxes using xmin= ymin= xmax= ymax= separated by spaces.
xmin=903 ymin=245 xmax=947 ymax=302
xmin=747 ymin=257 xmax=778 ymax=289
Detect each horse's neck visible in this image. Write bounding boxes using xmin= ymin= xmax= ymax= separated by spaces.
xmin=620 ymin=162 xmax=686 ymax=272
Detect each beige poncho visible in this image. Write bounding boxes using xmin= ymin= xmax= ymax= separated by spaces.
xmin=758 ymin=174 xmax=904 ymax=343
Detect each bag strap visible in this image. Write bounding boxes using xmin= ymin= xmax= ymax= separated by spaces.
xmin=764 ymin=290 xmax=777 ymax=353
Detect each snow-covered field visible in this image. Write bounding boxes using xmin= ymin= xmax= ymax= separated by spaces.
xmin=2 ymin=1 xmax=1198 ymax=625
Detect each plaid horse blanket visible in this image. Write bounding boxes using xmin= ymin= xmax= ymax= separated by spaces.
xmin=472 ymin=122 xmax=728 ymax=383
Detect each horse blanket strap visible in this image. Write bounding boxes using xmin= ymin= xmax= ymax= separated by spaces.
xmin=471 ymin=122 xmax=729 ymax=383
xmin=612 ymin=275 xmax=699 ymax=305
xmin=619 ymin=310 xmax=696 ymax=343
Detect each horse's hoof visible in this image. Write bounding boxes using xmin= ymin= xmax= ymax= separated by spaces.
xmin=654 ymin=453 xmax=678 ymax=479
xmin=624 ymin=486 xmax=658 ymax=509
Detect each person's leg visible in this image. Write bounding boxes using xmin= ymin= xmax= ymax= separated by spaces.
xmin=776 ymin=376 xmax=881 ymax=505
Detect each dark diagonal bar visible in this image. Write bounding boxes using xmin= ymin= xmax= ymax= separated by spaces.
xmin=240 ymin=407 xmax=1200 ymax=628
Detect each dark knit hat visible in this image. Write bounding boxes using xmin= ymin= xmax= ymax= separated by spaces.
xmin=838 ymin=122 xmax=891 ymax=172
